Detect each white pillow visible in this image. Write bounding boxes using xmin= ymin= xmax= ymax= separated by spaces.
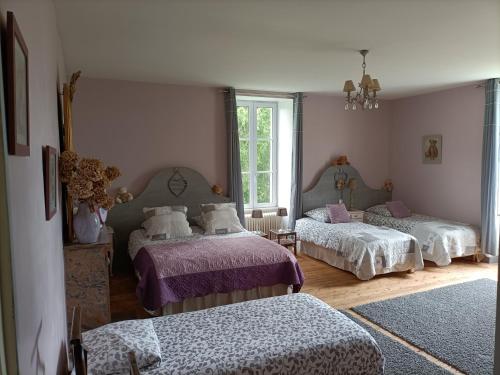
xmin=201 ymin=207 xmax=244 ymax=235
xmin=200 ymin=202 xmax=236 ymax=214
xmin=82 ymin=319 xmax=162 ymax=374
xmin=143 ymin=205 xmax=188 ymax=219
xmin=142 ymin=211 xmax=192 ymax=240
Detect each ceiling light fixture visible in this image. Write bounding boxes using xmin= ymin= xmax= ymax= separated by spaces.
xmin=343 ymin=50 xmax=381 ymax=110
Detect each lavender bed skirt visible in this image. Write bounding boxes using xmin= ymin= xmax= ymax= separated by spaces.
xmin=133 ymin=235 xmax=304 ymax=311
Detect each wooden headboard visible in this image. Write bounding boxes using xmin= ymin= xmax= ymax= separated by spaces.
xmin=107 ymin=167 xmax=230 ymax=271
xmin=302 ymin=165 xmax=391 ymax=214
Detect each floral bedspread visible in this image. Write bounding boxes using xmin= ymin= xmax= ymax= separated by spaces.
xmin=142 ymin=293 xmax=384 ymax=374
xmin=364 ymin=213 xmax=479 ymax=266
xmin=295 ymin=218 xmax=423 ymax=280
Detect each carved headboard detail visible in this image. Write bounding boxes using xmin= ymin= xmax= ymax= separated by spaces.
xmin=302 ymin=165 xmax=391 ymax=215
xmin=107 ymin=167 xmax=229 ymax=271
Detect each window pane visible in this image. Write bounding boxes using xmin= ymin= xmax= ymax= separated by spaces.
xmin=257 ymin=107 xmax=272 ymax=138
xmin=242 ymin=173 xmax=250 ymax=205
xmin=237 ymin=106 xmax=249 ymax=138
xmin=257 ymin=173 xmax=271 ymax=204
xmin=257 ymin=140 xmax=271 ymax=171
xmin=239 ymin=139 xmax=249 ymax=172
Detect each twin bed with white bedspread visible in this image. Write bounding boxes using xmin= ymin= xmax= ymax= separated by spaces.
xmin=296 ymin=218 xmax=423 ymax=280
xmin=364 ymin=212 xmax=480 ymax=266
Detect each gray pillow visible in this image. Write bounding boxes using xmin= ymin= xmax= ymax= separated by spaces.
xmin=304 ymin=207 xmax=330 ymax=223
xmin=366 ymin=204 xmax=392 ymax=217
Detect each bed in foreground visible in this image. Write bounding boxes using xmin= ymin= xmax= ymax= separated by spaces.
xmin=364 ymin=204 xmax=480 ymax=266
xmin=74 ymin=293 xmax=385 ymax=375
xmin=296 ymin=217 xmax=423 ymax=280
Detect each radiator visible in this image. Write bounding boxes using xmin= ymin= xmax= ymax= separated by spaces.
xmin=245 ymin=213 xmax=283 ymax=233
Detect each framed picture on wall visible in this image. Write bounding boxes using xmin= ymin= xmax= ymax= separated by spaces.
xmin=43 ymin=146 xmax=57 ymax=220
xmin=6 ymin=11 xmax=30 ymax=156
xmin=422 ymin=134 xmax=442 ymax=164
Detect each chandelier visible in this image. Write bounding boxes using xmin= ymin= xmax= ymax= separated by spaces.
xmin=343 ymin=50 xmax=381 ymax=110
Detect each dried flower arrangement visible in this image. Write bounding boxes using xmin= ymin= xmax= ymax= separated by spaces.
xmin=60 ymin=150 xmax=120 ymax=210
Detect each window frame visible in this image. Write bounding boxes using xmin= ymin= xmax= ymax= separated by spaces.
xmin=237 ymin=99 xmax=278 ymax=209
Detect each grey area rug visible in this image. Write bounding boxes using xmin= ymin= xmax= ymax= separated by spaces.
xmin=352 ymin=278 xmax=496 ymax=375
xmin=343 ymin=312 xmax=451 ymax=374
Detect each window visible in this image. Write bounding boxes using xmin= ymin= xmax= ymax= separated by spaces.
xmin=237 ymin=100 xmax=278 ymax=208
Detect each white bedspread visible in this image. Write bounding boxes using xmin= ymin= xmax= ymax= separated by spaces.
xmin=296 ymin=218 xmax=423 ymax=280
xmin=365 ymin=213 xmax=479 ymax=266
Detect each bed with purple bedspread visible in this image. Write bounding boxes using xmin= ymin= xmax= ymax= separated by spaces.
xmin=131 ymin=231 xmax=304 ymax=311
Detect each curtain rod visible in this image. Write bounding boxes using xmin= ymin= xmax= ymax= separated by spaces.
xmin=220 ymin=88 xmax=306 ymax=99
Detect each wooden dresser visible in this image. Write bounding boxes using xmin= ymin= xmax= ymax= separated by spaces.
xmin=64 ymin=227 xmax=114 ymax=330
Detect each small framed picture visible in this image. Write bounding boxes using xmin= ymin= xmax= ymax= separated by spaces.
xmin=422 ymin=134 xmax=442 ymax=164
xmin=6 ymin=11 xmax=30 ymax=156
xmin=43 ymin=146 xmax=57 ymax=220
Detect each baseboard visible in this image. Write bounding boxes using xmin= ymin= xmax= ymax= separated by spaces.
xmin=481 ymin=254 xmax=499 ymax=264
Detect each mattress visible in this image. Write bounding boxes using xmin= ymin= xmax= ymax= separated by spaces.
xmin=295 ymin=218 xmax=423 ymax=280
xmin=364 ymin=212 xmax=480 ymax=266
xmin=141 ymin=293 xmax=384 ymax=374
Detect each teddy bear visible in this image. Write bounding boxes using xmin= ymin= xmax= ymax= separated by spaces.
xmin=115 ymin=187 xmax=134 ymax=204
xmin=212 ymin=184 xmax=223 ymax=195
xmin=332 ymin=155 xmax=350 ymax=166
xmin=383 ymin=179 xmax=394 ymax=192
xmin=425 ymin=140 xmax=439 ymax=160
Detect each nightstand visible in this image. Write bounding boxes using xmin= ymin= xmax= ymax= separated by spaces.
xmin=251 ymin=230 xmax=268 ymax=239
xmin=64 ymin=227 xmax=114 ymax=330
xmin=349 ymin=210 xmax=365 ymax=223
xmin=269 ymin=229 xmax=297 ymax=255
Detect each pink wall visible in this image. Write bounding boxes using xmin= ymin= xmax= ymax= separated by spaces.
xmin=390 ymin=85 xmax=483 ymax=226
xmin=73 ymin=80 xmax=393 ymax=197
xmin=303 ymin=95 xmax=392 ymax=190
xmin=73 ymin=78 xmax=226 ymax=195
xmin=73 ymin=79 xmax=483 ymax=227
xmin=1 ymin=0 xmax=68 ymax=373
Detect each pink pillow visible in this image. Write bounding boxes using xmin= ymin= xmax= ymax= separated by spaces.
xmin=385 ymin=201 xmax=411 ymax=218
xmin=326 ymin=203 xmax=351 ymax=224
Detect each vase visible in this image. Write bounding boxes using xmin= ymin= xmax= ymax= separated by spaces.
xmin=73 ymin=202 xmax=101 ymax=244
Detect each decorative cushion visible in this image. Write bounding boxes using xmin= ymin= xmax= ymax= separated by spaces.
xmin=386 ymin=201 xmax=411 ymax=218
xmin=200 ymin=202 xmax=236 ymax=214
xmin=366 ymin=204 xmax=392 ymax=217
xmin=82 ymin=319 xmax=162 ymax=374
xmin=304 ymin=207 xmax=330 ymax=223
xmin=201 ymin=206 xmax=244 ymax=235
xmin=142 ymin=211 xmax=192 ymax=239
xmin=143 ymin=205 xmax=188 ymax=220
xmin=326 ymin=203 xmax=351 ymax=224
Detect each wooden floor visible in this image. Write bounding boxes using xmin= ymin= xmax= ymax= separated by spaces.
xmin=110 ymin=254 xmax=497 ymax=374
xmin=110 ymin=254 xmax=497 ymax=320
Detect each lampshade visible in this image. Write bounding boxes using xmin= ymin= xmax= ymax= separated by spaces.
xmin=360 ymin=74 xmax=373 ymax=89
xmin=251 ymin=209 xmax=263 ymax=219
xmin=343 ymin=80 xmax=356 ymax=93
xmin=277 ymin=207 xmax=288 ymax=217
xmin=348 ymin=178 xmax=358 ymax=190
xmin=371 ymin=79 xmax=381 ymax=92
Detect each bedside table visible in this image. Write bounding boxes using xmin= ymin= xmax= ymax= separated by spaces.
xmin=64 ymin=227 xmax=114 ymax=330
xmin=349 ymin=210 xmax=365 ymax=223
xmin=250 ymin=230 xmax=268 ymax=239
xmin=269 ymin=229 xmax=297 ymax=255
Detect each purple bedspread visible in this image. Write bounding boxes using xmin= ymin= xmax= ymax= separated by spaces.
xmin=133 ymin=235 xmax=304 ymax=311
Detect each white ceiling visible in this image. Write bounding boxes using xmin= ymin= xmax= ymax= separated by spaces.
xmin=54 ymin=0 xmax=500 ymax=99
